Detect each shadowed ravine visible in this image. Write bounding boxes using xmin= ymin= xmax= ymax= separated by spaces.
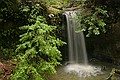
xmin=48 ymin=10 xmax=120 ymax=80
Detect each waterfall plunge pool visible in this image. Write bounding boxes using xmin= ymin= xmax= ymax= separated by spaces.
xmin=64 ymin=63 xmax=102 ymax=77
xmin=49 ymin=60 xmax=120 ymax=80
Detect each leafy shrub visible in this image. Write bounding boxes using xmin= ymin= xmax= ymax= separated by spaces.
xmin=74 ymin=0 xmax=111 ymax=37
xmin=77 ymin=6 xmax=109 ymax=37
xmin=10 ymin=15 xmax=65 ymax=80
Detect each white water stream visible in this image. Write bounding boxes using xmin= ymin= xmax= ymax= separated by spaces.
xmin=63 ymin=10 xmax=102 ymax=77
xmin=64 ymin=11 xmax=88 ymax=64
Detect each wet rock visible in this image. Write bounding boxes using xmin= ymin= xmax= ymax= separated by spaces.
xmin=106 ymin=68 xmax=120 ymax=80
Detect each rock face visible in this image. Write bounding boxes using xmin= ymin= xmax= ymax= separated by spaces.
xmin=106 ymin=68 xmax=120 ymax=80
xmin=0 ymin=60 xmax=15 ymax=80
xmin=86 ymin=22 xmax=120 ymax=65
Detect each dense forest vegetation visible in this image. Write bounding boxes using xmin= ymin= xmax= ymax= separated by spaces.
xmin=0 ymin=0 xmax=120 ymax=80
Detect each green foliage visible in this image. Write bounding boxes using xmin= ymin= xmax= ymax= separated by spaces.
xmin=0 ymin=29 xmax=19 ymax=47
xmin=0 ymin=0 xmax=48 ymax=60
xmin=0 ymin=1 xmax=65 ymax=79
xmin=44 ymin=0 xmax=68 ymax=7
xmin=75 ymin=0 xmax=86 ymax=2
xmin=77 ymin=6 xmax=109 ymax=37
xmin=0 ymin=29 xmax=19 ymax=59
xmin=10 ymin=15 xmax=65 ymax=80
xmin=76 ymin=0 xmax=120 ymax=37
xmin=0 ymin=0 xmax=19 ymax=23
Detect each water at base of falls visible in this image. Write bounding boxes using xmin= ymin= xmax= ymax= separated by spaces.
xmin=49 ymin=60 xmax=120 ymax=80
xmin=64 ymin=64 xmax=102 ymax=77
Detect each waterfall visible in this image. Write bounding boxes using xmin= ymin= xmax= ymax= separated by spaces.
xmin=63 ymin=10 xmax=102 ymax=77
xmin=64 ymin=11 xmax=88 ymax=65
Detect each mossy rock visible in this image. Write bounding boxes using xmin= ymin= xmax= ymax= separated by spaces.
xmin=111 ymin=73 xmax=120 ymax=80
xmin=48 ymin=6 xmax=63 ymax=14
xmin=107 ymin=68 xmax=120 ymax=80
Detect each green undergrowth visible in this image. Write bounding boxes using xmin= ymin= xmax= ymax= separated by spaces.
xmin=10 ymin=15 xmax=65 ymax=80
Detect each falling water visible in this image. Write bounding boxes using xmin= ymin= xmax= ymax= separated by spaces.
xmin=64 ymin=10 xmax=88 ymax=64
xmin=63 ymin=10 xmax=102 ymax=77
